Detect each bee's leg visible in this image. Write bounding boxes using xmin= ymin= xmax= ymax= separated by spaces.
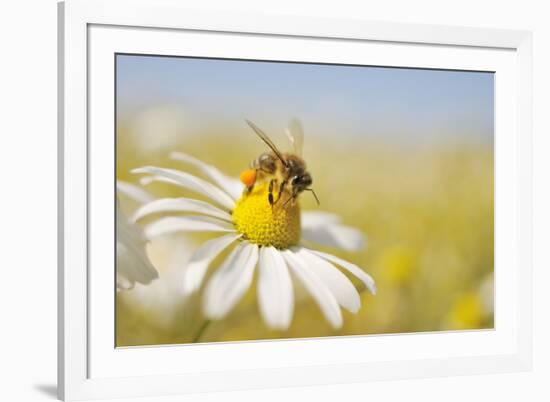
xmin=248 ymin=168 xmax=260 ymax=193
xmin=268 ymin=179 xmax=275 ymax=208
xmin=282 ymin=187 xmax=298 ymax=208
xmin=274 ymin=180 xmax=287 ymax=204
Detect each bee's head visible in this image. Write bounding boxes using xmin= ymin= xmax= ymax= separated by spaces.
xmin=290 ymin=172 xmax=319 ymax=205
xmin=291 ymin=172 xmax=312 ymax=190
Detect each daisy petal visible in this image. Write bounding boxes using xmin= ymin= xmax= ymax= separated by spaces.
xmin=132 ymin=166 xmax=236 ymax=210
xmin=301 ymin=211 xmax=341 ymax=226
xmin=295 ymin=248 xmax=360 ymax=313
xmin=301 ymin=211 xmax=365 ymax=251
xmin=116 ymin=206 xmax=158 ymax=289
xmin=183 ymin=233 xmax=241 ymax=295
xmin=171 ymin=151 xmax=244 ymax=201
xmin=308 ymin=249 xmax=376 ymax=295
xmin=301 ymin=225 xmax=365 ymax=252
xmin=116 ymin=180 xmax=154 ymax=204
xmin=132 ymin=198 xmax=232 ymax=223
xmin=281 ymin=249 xmax=342 ymax=329
xmin=203 ymin=243 xmax=259 ymax=320
xmin=116 ymin=274 xmax=134 ymax=290
xmin=144 ymin=216 xmax=235 ymax=239
xmin=117 ymin=242 xmax=157 ymax=286
xmin=258 ymin=247 xmax=294 ymax=330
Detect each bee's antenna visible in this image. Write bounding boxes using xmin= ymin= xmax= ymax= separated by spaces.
xmin=306 ymin=188 xmax=320 ymax=206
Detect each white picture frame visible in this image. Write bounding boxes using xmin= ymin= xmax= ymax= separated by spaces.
xmin=58 ymin=0 xmax=533 ymax=400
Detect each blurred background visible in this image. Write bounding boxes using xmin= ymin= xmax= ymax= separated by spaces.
xmin=116 ymin=54 xmax=494 ymax=346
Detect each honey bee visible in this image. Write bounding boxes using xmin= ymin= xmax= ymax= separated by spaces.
xmin=240 ymin=119 xmax=320 ymax=208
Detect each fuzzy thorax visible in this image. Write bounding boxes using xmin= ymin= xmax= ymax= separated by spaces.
xmin=232 ymin=182 xmax=301 ymax=249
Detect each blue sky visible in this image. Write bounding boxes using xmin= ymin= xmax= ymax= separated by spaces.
xmin=116 ymin=54 xmax=494 ymax=142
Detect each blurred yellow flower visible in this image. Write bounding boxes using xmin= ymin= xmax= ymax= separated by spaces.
xmin=378 ymin=245 xmax=417 ymax=285
xmin=446 ymin=292 xmax=484 ymax=329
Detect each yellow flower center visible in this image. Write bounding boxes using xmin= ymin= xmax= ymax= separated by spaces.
xmin=232 ymin=182 xmax=301 ymax=249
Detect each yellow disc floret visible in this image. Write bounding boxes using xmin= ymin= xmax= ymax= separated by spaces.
xmin=232 ymin=182 xmax=301 ymax=249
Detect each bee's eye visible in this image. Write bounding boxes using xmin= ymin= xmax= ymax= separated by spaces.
xmin=291 ymin=176 xmax=300 ymax=185
xmin=302 ymin=174 xmax=312 ymax=187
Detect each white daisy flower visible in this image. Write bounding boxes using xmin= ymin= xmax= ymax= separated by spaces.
xmin=116 ymin=181 xmax=158 ymax=290
xmin=118 ymin=181 xmax=198 ymax=326
xmin=132 ymin=152 xmax=376 ymax=330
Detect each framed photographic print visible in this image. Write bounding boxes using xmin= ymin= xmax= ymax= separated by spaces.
xmin=58 ymin=0 xmax=533 ymax=400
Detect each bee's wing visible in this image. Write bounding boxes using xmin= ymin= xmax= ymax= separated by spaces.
xmin=245 ymin=120 xmax=288 ymax=167
xmin=285 ymin=118 xmax=304 ymax=156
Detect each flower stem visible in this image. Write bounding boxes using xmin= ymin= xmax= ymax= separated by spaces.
xmin=192 ymin=319 xmax=211 ymax=343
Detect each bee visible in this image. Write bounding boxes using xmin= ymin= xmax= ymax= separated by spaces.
xmin=240 ymin=119 xmax=320 ymax=208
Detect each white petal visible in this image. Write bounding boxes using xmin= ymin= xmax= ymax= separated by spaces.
xmin=132 ymin=166 xmax=236 ymax=210
xmin=117 ymin=241 xmax=157 ymax=287
xmin=116 ymin=273 xmax=134 ymax=291
xmin=258 ymin=247 xmax=294 ymax=330
xmin=308 ymin=249 xmax=377 ymax=295
xmin=132 ymin=197 xmax=232 ymax=223
xmin=116 ymin=180 xmax=154 ymax=204
xmin=302 ymin=224 xmax=365 ymax=251
xmin=183 ymin=233 xmax=241 ymax=295
xmin=301 ymin=210 xmax=365 ymax=251
xmin=116 ymin=205 xmax=158 ymax=288
xmin=144 ymin=216 xmax=235 ymax=239
xmin=281 ymin=249 xmax=342 ymax=329
xmin=171 ymin=151 xmax=244 ymax=201
xmin=295 ymin=247 xmax=360 ymax=313
xmin=301 ymin=211 xmax=341 ymax=226
xmin=203 ymin=243 xmax=259 ymax=319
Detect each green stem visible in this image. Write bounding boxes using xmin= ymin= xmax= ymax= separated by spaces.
xmin=192 ymin=319 xmax=211 ymax=343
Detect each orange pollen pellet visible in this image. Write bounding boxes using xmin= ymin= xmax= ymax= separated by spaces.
xmin=240 ymin=169 xmax=257 ymax=187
